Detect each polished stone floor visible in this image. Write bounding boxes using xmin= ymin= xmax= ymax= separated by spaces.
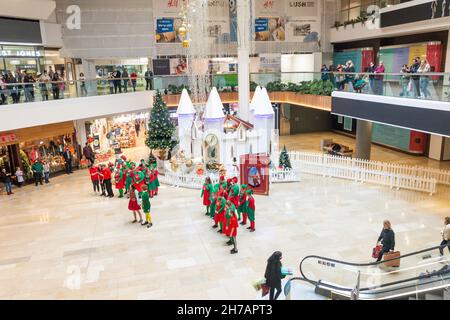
xmin=0 ymin=133 xmax=449 ymax=299
xmin=280 ymin=132 xmax=450 ymax=171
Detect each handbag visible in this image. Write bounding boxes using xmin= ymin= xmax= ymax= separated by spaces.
xmin=383 ymin=251 xmax=401 ymax=267
xmin=372 ymin=245 xmax=383 ymax=259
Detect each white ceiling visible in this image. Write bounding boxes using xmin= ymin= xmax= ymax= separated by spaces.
xmin=0 ymin=0 xmax=56 ymax=21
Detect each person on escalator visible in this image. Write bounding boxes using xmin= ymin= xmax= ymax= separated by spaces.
xmin=264 ymin=251 xmax=285 ymax=300
xmin=376 ymin=220 xmax=395 ymax=262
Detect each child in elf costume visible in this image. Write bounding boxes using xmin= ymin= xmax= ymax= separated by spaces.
xmin=124 ymin=163 xmax=135 ymax=196
xmin=201 ymin=177 xmax=212 ymax=216
xmin=128 ymin=184 xmax=143 ymax=224
xmin=148 ymin=167 xmax=156 ymax=198
xmin=237 ymin=184 xmax=247 ymax=221
xmin=209 ymin=184 xmax=218 ymax=219
xmin=228 ymin=177 xmax=240 ymax=209
xmin=246 ymin=189 xmax=256 ymax=232
xmin=132 ymin=169 xmax=146 ymax=194
xmin=225 ymin=200 xmax=239 ymax=254
xmin=114 ymin=164 xmax=126 ymax=198
xmin=213 ymin=195 xmax=227 ymax=233
xmin=141 ymin=185 xmax=153 ymax=228
xmin=153 ymin=164 xmax=160 ymax=196
xmin=144 ymin=167 xmax=152 ymax=196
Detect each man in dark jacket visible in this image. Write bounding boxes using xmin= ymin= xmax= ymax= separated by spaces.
xmin=264 ymin=251 xmax=285 ymax=300
xmin=113 ymin=69 xmax=122 ymax=94
xmin=1 ymin=168 xmax=13 ymax=195
xmin=63 ymin=148 xmax=73 ymax=174
xmin=144 ymin=69 xmax=153 ymax=90
xmin=376 ymin=220 xmax=396 ymax=262
xmin=32 ymin=160 xmax=44 ymax=186
xmin=409 ymin=57 xmax=421 ymax=98
xmin=83 ymin=142 xmax=95 ymax=166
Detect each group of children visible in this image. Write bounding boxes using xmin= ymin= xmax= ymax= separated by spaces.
xmin=201 ymin=176 xmax=256 ymax=254
xmin=89 ymin=155 xmax=159 ymax=229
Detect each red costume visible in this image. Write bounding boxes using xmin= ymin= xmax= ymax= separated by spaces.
xmin=202 ymin=184 xmax=211 ymax=206
xmin=228 ymin=214 xmax=239 ymax=237
xmin=89 ymin=166 xmax=99 ymax=181
xmin=128 ymin=191 xmax=141 ymax=211
xmin=115 ymin=169 xmax=125 ymax=189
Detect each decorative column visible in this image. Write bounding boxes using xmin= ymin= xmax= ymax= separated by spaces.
xmin=355 ymin=119 xmax=373 ymax=160
xmin=237 ymin=0 xmax=250 ymax=121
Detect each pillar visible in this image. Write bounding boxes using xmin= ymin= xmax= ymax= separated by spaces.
xmin=355 ymin=120 xmax=372 ymax=160
xmin=81 ymin=59 xmax=98 ymax=96
xmin=237 ymin=0 xmax=250 ymax=121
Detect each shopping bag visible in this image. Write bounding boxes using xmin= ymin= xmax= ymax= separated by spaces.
xmin=281 ymin=267 xmax=293 ymax=276
xmin=372 ymin=245 xmax=383 ymax=259
xmin=251 ymin=278 xmax=266 ymax=291
xmin=383 ymin=251 xmax=401 ymax=267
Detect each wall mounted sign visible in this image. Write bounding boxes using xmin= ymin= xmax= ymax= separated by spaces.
xmin=0 ymin=133 xmax=17 ymax=145
xmin=0 ymin=50 xmax=42 ymax=57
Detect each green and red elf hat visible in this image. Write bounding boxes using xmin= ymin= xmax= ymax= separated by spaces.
xmin=232 ymin=176 xmax=238 ymax=184
xmin=241 ymin=184 xmax=247 ymax=190
xmin=246 ymin=189 xmax=254 ymax=195
xmin=222 ymin=182 xmax=227 ymax=189
xmin=219 ymin=175 xmax=225 ymax=182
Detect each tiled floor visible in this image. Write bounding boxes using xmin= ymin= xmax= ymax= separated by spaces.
xmin=0 ymin=133 xmax=449 ymax=299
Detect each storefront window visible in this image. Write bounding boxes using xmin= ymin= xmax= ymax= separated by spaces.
xmin=0 ymin=45 xmax=45 ymax=75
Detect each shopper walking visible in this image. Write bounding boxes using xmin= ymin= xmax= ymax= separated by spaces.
xmin=113 ymin=69 xmax=122 ymax=94
xmin=366 ymin=62 xmax=376 ymax=94
xmin=144 ymin=68 xmax=153 ymax=90
xmin=43 ymin=161 xmax=50 ymax=183
xmin=439 ymin=217 xmax=450 ymax=256
xmin=15 ymin=167 xmax=24 ymax=188
xmin=264 ymin=251 xmax=284 ymax=300
xmin=375 ymin=220 xmax=396 ymax=262
xmin=83 ymin=142 xmax=95 ymax=166
xmin=39 ymin=71 xmax=50 ymax=101
xmin=130 ymin=71 xmax=137 ymax=91
xmin=409 ymin=57 xmax=421 ymax=98
xmin=374 ymin=61 xmax=385 ymax=95
xmin=79 ymin=72 xmax=87 ymax=96
xmin=63 ymin=147 xmax=73 ymax=174
xmin=135 ymin=120 xmax=141 ymax=137
xmin=1 ymin=168 xmax=13 ymax=195
xmin=418 ymin=58 xmax=431 ymax=99
xmin=32 ymin=160 xmax=44 ymax=186
xmin=122 ymin=69 xmax=129 ymax=93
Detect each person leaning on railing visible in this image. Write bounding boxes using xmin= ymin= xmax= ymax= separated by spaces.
xmin=376 ymin=220 xmax=395 ymax=262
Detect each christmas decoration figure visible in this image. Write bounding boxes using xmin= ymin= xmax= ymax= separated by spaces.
xmin=279 ymin=145 xmax=292 ymax=170
xmin=146 ymin=90 xmax=177 ymax=159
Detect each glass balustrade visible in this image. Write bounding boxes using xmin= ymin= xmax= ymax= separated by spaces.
xmin=0 ymin=71 xmax=447 ymax=107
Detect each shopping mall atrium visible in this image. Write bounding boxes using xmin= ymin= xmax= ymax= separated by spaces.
xmin=0 ymin=0 xmax=449 ymax=302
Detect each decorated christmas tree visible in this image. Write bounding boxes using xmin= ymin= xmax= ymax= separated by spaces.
xmin=279 ymin=145 xmax=292 ymax=170
xmin=146 ymin=90 xmax=177 ymax=157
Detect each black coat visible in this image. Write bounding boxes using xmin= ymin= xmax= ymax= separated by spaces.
xmin=378 ymin=228 xmax=395 ymax=251
xmin=264 ymin=260 xmax=282 ymax=289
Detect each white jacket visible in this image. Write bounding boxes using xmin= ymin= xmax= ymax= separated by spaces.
xmin=442 ymin=224 xmax=450 ymax=241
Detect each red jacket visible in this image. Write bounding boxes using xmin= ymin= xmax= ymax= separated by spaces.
xmin=102 ymin=167 xmax=112 ymax=180
xmin=89 ymin=167 xmax=99 ymax=181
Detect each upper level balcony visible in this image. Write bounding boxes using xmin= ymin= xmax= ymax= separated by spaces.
xmin=0 ymin=70 xmax=449 ymax=136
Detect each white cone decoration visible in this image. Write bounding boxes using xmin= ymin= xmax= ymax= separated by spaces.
xmin=176 ymin=89 xmax=196 ymax=115
xmin=203 ymin=87 xmax=225 ymax=119
xmin=249 ymin=86 xmax=261 ymax=113
xmin=255 ymin=87 xmax=275 ymax=116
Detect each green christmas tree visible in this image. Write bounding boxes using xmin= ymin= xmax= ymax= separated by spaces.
xmin=279 ymin=145 xmax=292 ymax=170
xmin=146 ymin=90 xmax=177 ymax=152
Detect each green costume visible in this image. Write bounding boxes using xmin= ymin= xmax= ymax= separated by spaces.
xmin=246 ymin=189 xmax=255 ymax=222
xmin=237 ymin=184 xmax=248 ymax=220
xmin=125 ymin=170 xmax=133 ymax=192
xmin=32 ymin=162 xmax=44 ymax=173
xmin=141 ymin=190 xmax=151 ymax=213
xmin=209 ymin=185 xmax=218 ymax=219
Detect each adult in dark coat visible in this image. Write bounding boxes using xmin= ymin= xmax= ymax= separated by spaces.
xmin=63 ymin=148 xmax=73 ymax=174
xmin=264 ymin=251 xmax=284 ymax=300
xmin=376 ymin=220 xmax=396 ymax=262
xmin=83 ymin=142 xmax=95 ymax=166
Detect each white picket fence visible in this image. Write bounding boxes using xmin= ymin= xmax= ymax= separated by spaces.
xmin=158 ymin=168 xmax=299 ymax=189
xmin=272 ymin=151 xmax=438 ymax=195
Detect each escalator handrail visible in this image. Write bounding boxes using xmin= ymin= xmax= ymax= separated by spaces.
xmin=298 ymin=243 xmax=450 ymax=294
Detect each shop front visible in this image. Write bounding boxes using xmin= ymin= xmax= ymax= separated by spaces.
xmin=84 ymin=112 xmax=149 ymax=163
xmin=0 ymin=122 xmax=79 ymax=183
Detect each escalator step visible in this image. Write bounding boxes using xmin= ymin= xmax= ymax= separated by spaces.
xmin=425 ymin=293 xmax=443 ymax=300
xmin=443 ymin=290 xmax=450 ymax=301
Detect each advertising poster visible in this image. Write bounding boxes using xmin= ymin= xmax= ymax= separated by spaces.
xmin=240 ymin=153 xmax=270 ymax=196
xmin=155 ymin=17 xmax=182 ymax=43
xmin=169 ymin=57 xmax=188 ymax=75
xmin=254 ymin=17 xmax=286 ymax=41
xmin=285 ymin=19 xmax=319 ymax=42
xmin=152 ymin=59 xmax=171 ymax=75
xmin=259 ymin=53 xmax=281 ymax=72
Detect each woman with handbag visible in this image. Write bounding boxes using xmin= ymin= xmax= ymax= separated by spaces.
xmin=376 ymin=220 xmax=396 ymax=262
xmin=264 ymin=251 xmax=285 ymax=300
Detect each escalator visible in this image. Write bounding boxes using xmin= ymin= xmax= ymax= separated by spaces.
xmin=284 ymin=244 xmax=450 ymax=300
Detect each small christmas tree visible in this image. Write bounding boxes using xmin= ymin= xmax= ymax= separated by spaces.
xmin=279 ymin=145 xmax=292 ymax=170
xmin=146 ymin=90 xmax=177 ymax=157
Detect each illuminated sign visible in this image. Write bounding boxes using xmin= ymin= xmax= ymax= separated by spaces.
xmin=0 ymin=133 xmax=17 ymax=144
xmin=0 ymin=50 xmax=42 ymax=57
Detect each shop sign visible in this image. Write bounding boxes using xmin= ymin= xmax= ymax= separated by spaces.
xmin=0 ymin=50 xmax=42 ymax=57
xmin=0 ymin=133 xmax=17 ymax=144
